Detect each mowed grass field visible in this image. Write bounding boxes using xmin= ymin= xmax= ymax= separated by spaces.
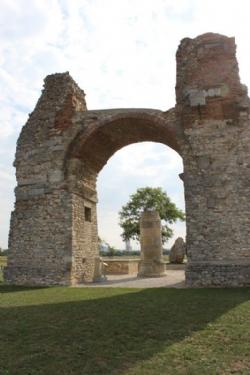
xmin=0 ymin=284 xmax=250 ymax=375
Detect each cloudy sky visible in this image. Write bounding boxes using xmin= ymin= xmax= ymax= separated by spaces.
xmin=1 ymin=0 xmax=250 ymax=250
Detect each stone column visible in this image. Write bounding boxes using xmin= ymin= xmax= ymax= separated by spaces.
xmin=138 ymin=210 xmax=166 ymax=277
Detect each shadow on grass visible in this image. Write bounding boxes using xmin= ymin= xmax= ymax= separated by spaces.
xmin=0 ymin=287 xmax=250 ymax=374
xmin=0 ymin=284 xmax=49 ymax=293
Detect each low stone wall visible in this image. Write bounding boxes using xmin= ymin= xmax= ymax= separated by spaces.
xmin=102 ymin=258 xmax=186 ymax=275
xmin=103 ymin=259 xmax=140 ymax=275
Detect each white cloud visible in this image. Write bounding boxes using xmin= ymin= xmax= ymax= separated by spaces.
xmin=0 ymin=0 xmax=63 ymax=44
xmin=1 ymin=0 xmax=250 ymax=247
xmin=117 ymin=143 xmax=182 ymax=177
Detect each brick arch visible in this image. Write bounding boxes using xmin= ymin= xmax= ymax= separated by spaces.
xmin=65 ymin=109 xmax=181 ymax=179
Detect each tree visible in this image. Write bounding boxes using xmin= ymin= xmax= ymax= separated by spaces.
xmin=98 ymin=237 xmax=118 ymax=257
xmin=119 ymin=187 xmax=185 ymax=244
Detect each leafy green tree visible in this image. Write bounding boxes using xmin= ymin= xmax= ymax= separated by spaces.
xmin=119 ymin=187 xmax=185 ymax=244
xmin=106 ymin=245 xmax=117 ymax=257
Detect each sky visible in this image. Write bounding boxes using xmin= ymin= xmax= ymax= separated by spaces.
xmin=1 ymin=0 xmax=250 ymax=250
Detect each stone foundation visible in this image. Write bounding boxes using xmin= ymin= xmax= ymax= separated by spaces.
xmin=4 ymin=266 xmax=71 ymax=286
xmin=186 ymin=263 xmax=250 ymax=287
xmin=104 ymin=259 xmax=139 ymax=275
xmin=138 ymin=261 xmax=166 ymax=278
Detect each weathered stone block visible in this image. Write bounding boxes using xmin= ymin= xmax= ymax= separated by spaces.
xmin=48 ymin=169 xmax=64 ymax=183
xmin=188 ymin=89 xmax=206 ymax=107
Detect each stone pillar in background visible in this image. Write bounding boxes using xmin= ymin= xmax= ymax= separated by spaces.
xmin=138 ymin=210 xmax=166 ymax=278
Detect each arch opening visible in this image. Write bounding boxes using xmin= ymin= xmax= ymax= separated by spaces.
xmin=97 ymin=141 xmax=185 ymax=253
xmin=65 ymin=112 xmax=181 ymax=197
xmin=65 ymin=114 xmax=185 ymax=284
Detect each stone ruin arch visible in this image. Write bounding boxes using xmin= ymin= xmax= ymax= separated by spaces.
xmin=5 ymin=33 xmax=250 ymax=287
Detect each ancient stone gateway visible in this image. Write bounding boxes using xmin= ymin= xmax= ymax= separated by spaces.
xmin=5 ymin=33 xmax=250 ymax=287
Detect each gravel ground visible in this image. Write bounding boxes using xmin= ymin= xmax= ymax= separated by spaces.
xmin=77 ymin=270 xmax=186 ymax=288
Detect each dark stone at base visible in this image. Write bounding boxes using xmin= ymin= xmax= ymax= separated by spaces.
xmin=4 ymin=266 xmax=71 ymax=286
xmin=137 ymin=260 xmax=166 ymax=278
xmin=186 ymin=263 xmax=250 ymax=287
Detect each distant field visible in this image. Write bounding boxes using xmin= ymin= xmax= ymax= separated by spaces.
xmin=0 ymin=256 xmax=7 ymax=266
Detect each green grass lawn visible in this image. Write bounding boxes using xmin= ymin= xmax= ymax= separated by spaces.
xmin=0 ymin=285 xmax=250 ymax=374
